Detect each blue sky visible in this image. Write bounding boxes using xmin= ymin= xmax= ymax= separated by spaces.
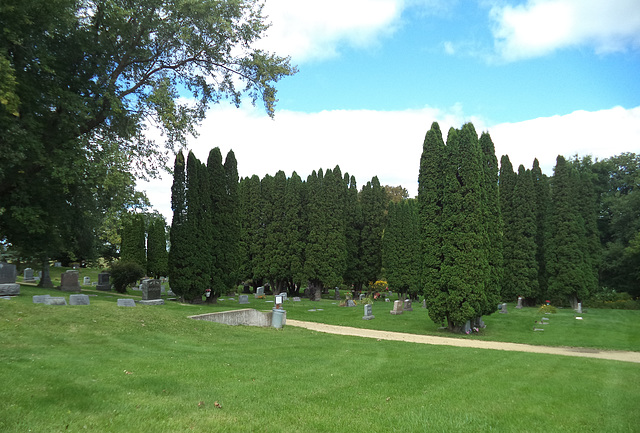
xmin=141 ymin=0 xmax=640 ymax=221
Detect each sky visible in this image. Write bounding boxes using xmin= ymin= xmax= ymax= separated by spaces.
xmin=139 ymin=0 xmax=640 ymax=222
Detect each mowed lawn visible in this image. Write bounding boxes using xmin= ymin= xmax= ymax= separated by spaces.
xmin=1 ymin=285 xmax=639 ymax=432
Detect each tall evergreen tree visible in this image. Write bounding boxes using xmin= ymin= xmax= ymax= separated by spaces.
xmin=383 ymin=199 xmax=420 ymax=298
xmin=478 ymin=132 xmax=502 ymax=314
xmin=237 ymin=175 xmax=264 ymax=287
xmin=360 ymin=176 xmax=386 ymax=286
xmin=437 ymin=124 xmax=490 ymax=331
xmin=284 ymin=172 xmax=305 ymax=294
xmin=505 ymin=166 xmax=538 ymax=300
xmin=418 ymin=122 xmax=446 ymax=309
xmin=499 ymin=155 xmax=516 ymax=300
xmin=264 ymin=170 xmax=289 ymax=292
xmin=222 ymin=150 xmax=240 ymax=290
xmin=546 ymin=156 xmax=593 ymax=306
xmin=207 ymin=148 xmax=226 ymax=298
xmin=532 ymin=158 xmax=550 ymax=300
xmin=343 ymin=174 xmax=365 ymax=290
xmin=168 ymin=151 xmax=190 ymax=297
xmin=146 ymin=217 xmax=168 ymax=278
xmin=120 ymin=213 xmax=146 ymax=270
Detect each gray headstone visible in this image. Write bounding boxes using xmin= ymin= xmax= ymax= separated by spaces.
xmin=45 ymin=296 xmax=67 ymax=306
xmin=463 ymin=320 xmax=471 ymax=334
xmin=69 ymin=294 xmax=90 ymax=305
xmin=422 ymin=299 xmax=426 ymax=308
xmin=239 ymin=294 xmax=249 ymax=304
xmin=403 ymin=299 xmax=413 ymax=311
xmin=83 ymin=276 xmax=91 ymax=285
xmin=97 ymin=272 xmax=111 ymax=291
xmin=359 ymin=293 xmax=365 ymax=301
xmin=0 ymin=262 xmax=17 ymax=284
xmin=23 ymin=268 xmax=35 ymax=281
xmin=362 ymin=303 xmax=374 ymax=320
xmin=117 ymin=298 xmax=136 ymax=307
xmin=516 ymin=296 xmax=523 ymax=309
xmin=54 ymin=262 xmax=62 ymax=267
xmin=346 ymin=299 xmax=356 ymax=307
xmin=138 ymin=299 xmax=164 ymax=305
xmin=255 ymin=286 xmax=264 ymax=298
xmin=390 ymin=300 xmax=403 ymax=315
xmin=0 ymin=284 xmax=20 ymax=296
xmin=293 ymin=297 xmax=301 ymax=302
xmin=60 ymin=271 xmax=80 ymax=291
xmin=576 ymin=302 xmax=582 ymax=314
xmin=334 ymin=288 xmax=340 ymax=300
xmin=141 ymin=279 xmax=161 ymax=300
xmin=33 ymin=295 xmax=51 ymax=304
xmin=499 ymin=303 xmax=508 ymax=314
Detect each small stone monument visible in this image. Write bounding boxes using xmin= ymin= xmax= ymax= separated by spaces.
xmin=346 ymin=299 xmax=356 ymax=307
xmin=499 ymin=303 xmax=508 ymax=314
xmin=463 ymin=320 xmax=471 ymax=334
xmin=390 ymin=300 xmax=403 ymax=315
xmin=97 ymin=272 xmax=111 ymax=291
xmin=140 ymin=279 xmax=164 ymax=305
xmin=334 ymin=287 xmax=340 ymax=300
xmin=83 ymin=276 xmax=91 ymax=285
xmin=516 ymin=297 xmax=523 ymax=309
xmin=60 ymin=270 xmax=80 ymax=292
xmin=69 ymin=294 xmax=90 ymax=305
xmin=0 ymin=262 xmax=20 ymax=296
xmin=293 ymin=297 xmax=301 ymax=302
xmin=403 ymin=299 xmax=413 ymax=311
xmin=422 ymin=299 xmax=426 ymax=309
xmin=576 ymin=302 xmax=582 ymax=314
xmin=363 ymin=303 xmax=374 ymax=320
xmin=117 ymin=298 xmax=136 ymax=307
xmin=359 ymin=293 xmax=365 ymax=301
xmin=23 ymin=268 xmax=35 ymax=282
xmin=255 ymin=286 xmax=264 ymax=298
xmin=54 ymin=262 xmax=62 ymax=267
xmin=280 ymin=292 xmax=288 ymax=302
xmin=45 ymin=296 xmax=67 ymax=306
xmin=239 ymin=294 xmax=249 ymax=304
xmin=33 ymin=295 xmax=51 ymax=304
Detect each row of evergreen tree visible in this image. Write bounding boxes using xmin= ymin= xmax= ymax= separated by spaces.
xmin=120 ymin=213 xmax=168 ymax=278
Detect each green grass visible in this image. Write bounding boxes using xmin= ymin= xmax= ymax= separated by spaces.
xmin=1 ymin=286 xmax=639 ymax=432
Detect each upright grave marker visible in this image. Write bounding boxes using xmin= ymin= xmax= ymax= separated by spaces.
xmin=0 ymin=262 xmax=20 ymax=296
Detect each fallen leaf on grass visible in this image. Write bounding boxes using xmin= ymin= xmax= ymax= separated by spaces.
xmin=124 ymin=370 xmax=133 ymax=375
xmin=214 ymin=401 xmax=222 ymax=409
xmin=198 ymin=401 xmax=205 ymax=408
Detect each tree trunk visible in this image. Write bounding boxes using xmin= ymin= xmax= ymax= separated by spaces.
xmin=38 ymin=256 xmax=53 ymax=288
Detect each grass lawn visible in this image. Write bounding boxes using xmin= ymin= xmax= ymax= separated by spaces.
xmin=1 ymin=285 xmax=639 ymax=432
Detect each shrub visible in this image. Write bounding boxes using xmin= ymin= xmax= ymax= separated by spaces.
xmin=538 ymin=304 xmax=557 ymax=314
xmin=109 ymin=261 xmax=144 ymax=294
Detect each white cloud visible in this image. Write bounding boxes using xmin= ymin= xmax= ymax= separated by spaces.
xmin=489 ymin=0 xmax=640 ymax=61
xmin=139 ymin=104 xmax=640 ymax=222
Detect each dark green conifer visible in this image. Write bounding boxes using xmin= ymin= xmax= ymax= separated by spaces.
xmin=168 ymin=151 xmax=190 ymax=297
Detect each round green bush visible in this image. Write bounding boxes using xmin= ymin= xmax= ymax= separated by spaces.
xmin=109 ymin=261 xmax=144 ymax=294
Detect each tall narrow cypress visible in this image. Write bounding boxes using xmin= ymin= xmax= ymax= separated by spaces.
xmin=168 ymin=151 xmax=190 ymax=297
xmin=499 ymin=155 xmax=516 ymax=300
xmin=532 ymin=158 xmax=550 ymax=300
xmin=360 ymin=176 xmax=386 ymax=285
xmin=223 ymin=150 xmax=240 ymax=290
xmin=207 ymin=148 xmax=226 ymax=298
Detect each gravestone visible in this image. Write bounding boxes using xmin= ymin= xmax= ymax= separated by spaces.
xmin=403 ymin=299 xmax=413 ymax=311
xmin=346 ymin=299 xmax=356 ymax=307
xmin=385 ymin=298 xmax=390 ymax=302
xmin=83 ymin=276 xmax=91 ymax=285
xmin=363 ymin=303 xmax=375 ymax=320
xmin=69 ymin=294 xmax=90 ymax=305
xmin=422 ymin=299 xmax=426 ymax=309
xmin=334 ymin=288 xmax=340 ymax=300
xmin=255 ymin=286 xmax=264 ymax=298
xmin=54 ymin=262 xmax=62 ymax=267
xmin=280 ymin=292 xmax=288 ymax=302
xmin=0 ymin=262 xmax=20 ymax=296
xmin=45 ymin=296 xmax=67 ymax=306
xmin=97 ymin=272 xmax=111 ymax=291
xmin=60 ymin=271 xmax=80 ymax=291
xmin=390 ymin=300 xmax=403 ymax=315
xmin=239 ymin=294 xmax=249 ymax=304
xmin=117 ymin=298 xmax=136 ymax=307
xmin=463 ymin=320 xmax=471 ymax=334
xmin=33 ymin=295 xmax=51 ymax=304
xmin=139 ymin=279 xmax=164 ymax=305
xmin=293 ymin=297 xmax=301 ymax=302
xmin=499 ymin=303 xmax=508 ymax=314
xmin=576 ymin=303 xmax=582 ymax=314
xmin=23 ymin=268 xmax=35 ymax=282
xmin=516 ymin=297 xmax=523 ymax=309
xmin=359 ymin=293 xmax=365 ymax=301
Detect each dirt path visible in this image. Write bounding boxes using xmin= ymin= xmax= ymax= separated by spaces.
xmin=286 ymin=319 xmax=640 ymax=364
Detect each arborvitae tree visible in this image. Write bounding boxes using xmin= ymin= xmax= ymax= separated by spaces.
xmin=284 ymin=172 xmax=305 ymax=294
xmin=120 ymin=213 xmax=146 ymax=271
xmin=499 ymin=155 xmax=516 ymax=300
xmin=344 ymin=174 xmax=365 ymax=290
xmin=207 ymin=148 xmax=226 ymax=298
xmin=478 ymin=132 xmax=502 ymax=314
xmin=168 ymin=151 xmax=190 ymax=297
xmin=184 ymin=151 xmax=210 ymax=302
xmin=223 ymin=150 xmax=240 ymax=290
xmin=505 ymin=166 xmax=538 ymax=300
xmin=304 ymin=168 xmax=347 ymax=300
xmin=532 ymin=158 xmax=550 ymax=300
xmin=238 ymin=175 xmax=264 ymax=287
xmin=382 ymin=199 xmax=420 ymax=298
xmin=418 ymin=122 xmax=446 ymax=310
xmin=146 ymin=217 xmax=168 ymax=278
xmin=546 ymin=155 xmax=592 ymax=306
xmin=264 ymin=171 xmax=289 ymax=293
xmin=359 ymin=176 xmax=386 ymax=286
xmin=438 ymin=123 xmax=490 ymax=331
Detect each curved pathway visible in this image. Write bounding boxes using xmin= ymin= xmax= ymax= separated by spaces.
xmin=286 ymin=319 xmax=640 ymax=364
